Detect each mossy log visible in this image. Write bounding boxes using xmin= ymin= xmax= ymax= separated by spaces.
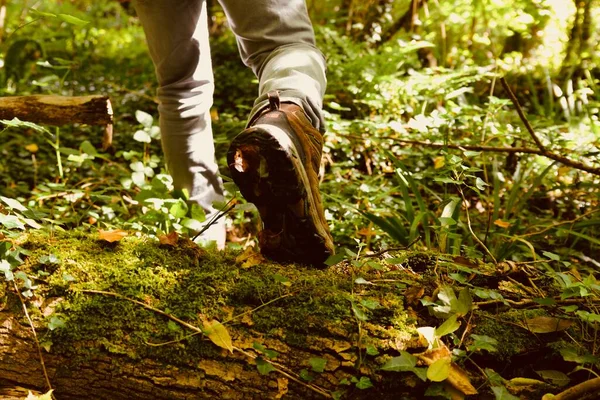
xmin=0 ymin=95 xmax=113 ymax=148
xmin=0 ymin=231 xmax=591 ymax=399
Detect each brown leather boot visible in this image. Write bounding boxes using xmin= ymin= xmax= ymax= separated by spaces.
xmin=227 ymin=91 xmax=334 ymax=266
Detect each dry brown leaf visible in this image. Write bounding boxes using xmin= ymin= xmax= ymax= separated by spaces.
xmin=494 ymin=219 xmax=511 ymax=228
xmin=159 ymin=231 xmax=179 ymax=246
xmin=276 ymin=377 xmax=289 ymax=399
xmin=236 ymin=246 xmax=266 ymax=269
xmin=98 ymin=229 xmax=128 ymax=243
xmin=522 ymin=316 xmax=573 ymax=333
xmin=203 ymin=319 xmax=233 ymax=353
xmin=405 ymin=285 xmax=425 ymax=305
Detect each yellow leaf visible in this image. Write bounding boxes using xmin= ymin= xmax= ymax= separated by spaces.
xmin=203 ymin=319 xmax=233 ymax=353
xmin=494 ymin=219 xmax=511 ymax=228
xmin=418 ymin=346 xmax=478 ymax=395
xmin=236 ymin=246 xmax=266 ymax=269
xmin=98 ymin=229 xmax=128 ymax=243
xmin=522 ymin=316 xmax=572 ymax=333
xmin=434 ymin=156 xmax=445 ymax=169
xmin=25 ymin=143 xmax=39 ymax=153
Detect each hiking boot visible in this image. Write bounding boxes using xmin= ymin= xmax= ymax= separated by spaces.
xmin=227 ymin=91 xmax=334 ymax=266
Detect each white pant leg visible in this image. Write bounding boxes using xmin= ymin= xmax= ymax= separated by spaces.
xmin=218 ymin=0 xmax=328 ymax=132
xmin=132 ymin=0 xmax=225 ymax=247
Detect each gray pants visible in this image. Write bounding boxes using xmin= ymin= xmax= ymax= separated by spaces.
xmin=132 ymin=0 xmax=327 ymax=247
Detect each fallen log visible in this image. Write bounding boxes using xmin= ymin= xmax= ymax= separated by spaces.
xmin=0 ymin=231 xmax=592 ymax=399
xmin=0 ymin=95 xmax=113 ymax=149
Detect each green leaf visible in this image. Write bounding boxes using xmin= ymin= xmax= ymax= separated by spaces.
xmin=299 ymin=368 xmax=314 ymax=381
xmin=253 ymin=342 xmax=279 ymax=359
xmin=57 ymin=13 xmax=89 ymax=26
xmin=475 ymin=177 xmax=488 ymax=190
xmin=491 ymin=385 xmax=520 ymax=400
xmin=542 ymin=251 xmax=561 ymax=261
xmin=468 ymin=334 xmax=498 ymax=353
xmin=190 ymin=204 xmax=206 ymax=222
xmin=380 ymin=351 xmax=417 ymax=372
xmin=355 ymin=376 xmax=373 ymax=390
xmin=366 ymin=345 xmax=379 ymax=356
xmin=273 ymin=274 xmax=291 ymax=287
xmin=427 ymin=357 xmax=451 ymax=382
xmin=435 ymin=314 xmax=460 ymax=337
xmin=48 ymin=316 xmax=65 ymax=330
xmin=360 ymin=299 xmax=380 ymax=310
xmin=256 ymin=357 xmax=276 ymax=375
xmin=133 ymin=130 xmax=152 ymax=143
xmin=0 ymin=196 xmax=28 ymax=211
xmin=135 ymin=110 xmax=154 ymax=128
xmin=309 ymin=357 xmax=327 ymax=373
xmin=455 ymin=288 xmax=473 ymax=316
xmin=169 ymin=200 xmax=188 ymax=218
xmin=325 ymin=252 xmax=346 ymax=266
xmin=352 ymin=303 xmax=369 ymax=321
xmin=412 ymin=367 xmax=428 ymax=382
xmin=354 ymin=277 xmax=373 ymax=285
xmin=29 ymin=8 xmax=57 ymax=17
xmin=535 ymin=370 xmax=570 ymax=387
xmin=80 ymin=140 xmax=98 ymax=156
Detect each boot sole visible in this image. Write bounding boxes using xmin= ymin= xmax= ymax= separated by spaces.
xmin=227 ymin=124 xmax=333 ymax=266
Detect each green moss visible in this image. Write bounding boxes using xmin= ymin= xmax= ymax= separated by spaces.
xmin=14 ymin=230 xmax=416 ymax=369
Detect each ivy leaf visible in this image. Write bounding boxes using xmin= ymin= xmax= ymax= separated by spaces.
xmin=0 ymin=196 xmax=28 ymax=211
xmin=427 ymin=357 xmax=451 ymax=382
xmin=299 ymin=368 xmax=314 ymax=381
xmin=309 ymin=357 xmax=327 ymax=373
xmin=352 ymin=303 xmax=369 ymax=321
xmin=133 ymin=130 xmax=152 ymax=143
xmin=355 ymin=376 xmax=373 ymax=390
xmin=435 ymin=314 xmax=460 ymax=338
xmin=203 ymin=319 xmax=233 ymax=353
xmin=380 ymin=351 xmax=417 ymax=371
xmin=256 ymin=357 xmax=276 ymax=375
xmin=48 ymin=316 xmax=65 ymax=330
xmin=366 ymin=345 xmax=379 ymax=356
xmin=491 ymin=385 xmax=520 ymax=400
xmin=360 ymin=299 xmax=380 ymax=310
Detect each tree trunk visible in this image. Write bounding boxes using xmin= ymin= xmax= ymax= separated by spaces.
xmin=0 ymin=95 xmax=113 ymax=148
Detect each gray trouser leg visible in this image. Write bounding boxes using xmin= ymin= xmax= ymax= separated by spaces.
xmin=219 ymin=0 xmax=328 ymax=132
xmin=132 ymin=0 xmax=327 ymax=247
xmin=132 ymin=0 xmax=225 ymax=246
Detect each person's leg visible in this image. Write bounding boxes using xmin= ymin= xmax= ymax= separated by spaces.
xmin=220 ymin=0 xmax=334 ymax=265
xmin=132 ymin=0 xmax=225 ymax=248
xmin=217 ymin=0 xmax=327 ymax=132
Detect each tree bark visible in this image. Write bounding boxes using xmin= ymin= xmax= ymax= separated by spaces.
xmin=0 ymin=95 xmax=114 ymax=148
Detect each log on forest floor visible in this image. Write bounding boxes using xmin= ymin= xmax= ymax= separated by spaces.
xmin=0 ymin=95 xmax=113 ymax=148
xmin=0 ymin=231 xmax=596 ymax=399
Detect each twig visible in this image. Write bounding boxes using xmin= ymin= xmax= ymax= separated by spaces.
xmin=518 ymin=209 xmax=600 ymax=238
xmin=82 ymin=290 xmax=331 ymax=398
xmin=457 ymin=186 xmax=497 ymax=265
xmin=500 ymin=77 xmax=600 ymax=176
xmin=500 ymin=77 xmax=547 ymax=153
xmin=193 ymin=198 xmax=236 ymax=241
xmin=14 ymin=281 xmax=53 ymax=395
xmin=474 ymin=297 xmax=597 ymax=308
xmin=543 ymin=377 xmax=600 ymax=400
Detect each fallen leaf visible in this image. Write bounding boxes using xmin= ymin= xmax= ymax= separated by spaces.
xmin=88 ymin=216 xmax=97 ymax=225
xmin=276 ymin=377 xmax=289 ymax=399
xmin=236 ymin=246 xmax=266 ymax=269
xmin=405 ymin=285 xmax=425 ymax=305
xmin=203 ymin=319 xmax=233 ymax=353
xmin=98 ymin=229 xmax=128 ymax=243
xmin=522 ymin=316 xmax=572 ymax=333
xmin=418 ymin=346 xmax=478 ymax=395
xmin=25 ymin=143 xmax=39 ymax=153
xmin=494 ymin=219 xmax=511 ymax=228
xmin=159 ymin=231 xmax=179 ymax=246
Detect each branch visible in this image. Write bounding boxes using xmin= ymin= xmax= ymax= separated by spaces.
xmin=500 ymin=77 xmax=600 ymax=176
xmin=543 ymin=377 xmax=600 ymax=400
